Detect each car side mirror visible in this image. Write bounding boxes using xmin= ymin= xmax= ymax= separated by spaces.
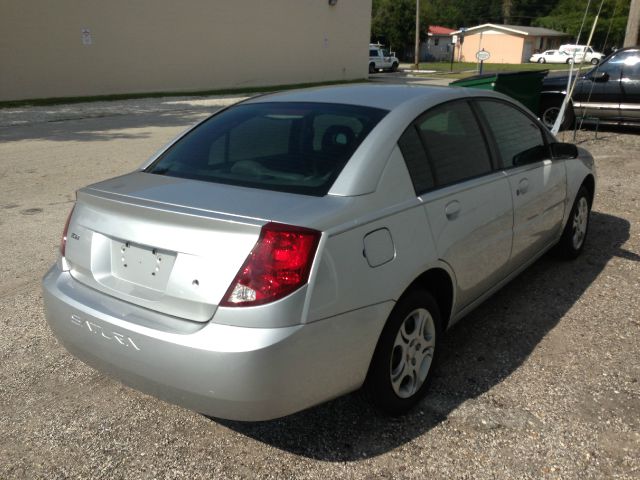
xmin=513 ymin=145 xmax=549 ymax=166
xmin=592 ymin=71 xmax=609 ymax=83
xmin=551 ymin=142 xmax=578 ymax=159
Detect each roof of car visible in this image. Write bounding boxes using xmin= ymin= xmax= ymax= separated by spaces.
xmin=244 ymin=83 xmax=470 ymax=111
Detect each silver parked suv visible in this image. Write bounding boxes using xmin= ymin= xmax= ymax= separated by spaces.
xmin=43 ymin=85 xmax=596 ymax=421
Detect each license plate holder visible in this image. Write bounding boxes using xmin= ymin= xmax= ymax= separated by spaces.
xmin=110 ymin=239 xmax=176 ymax=290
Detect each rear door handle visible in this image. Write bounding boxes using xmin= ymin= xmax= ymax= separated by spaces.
xmin=445 ymin=200 xmax=461 ymax=219
xmin=517 ymin=178 xmax=529 ymax=196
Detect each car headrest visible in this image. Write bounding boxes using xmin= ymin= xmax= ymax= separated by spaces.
xmin=321 ymin=125 xmax=355 ymax=154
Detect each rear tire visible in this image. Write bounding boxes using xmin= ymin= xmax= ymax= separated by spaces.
xmin=363 ymin=289 xmax=442 ymax=416
xmin=369 ymin=62 xmax=376 ymax=74
xmin=391 ymin=62 xmax=399 ymax=72
xmin=566 ymin=58 xmax=574 ymax=64
xmin=555 ymin=186 xmax=591 ymax=259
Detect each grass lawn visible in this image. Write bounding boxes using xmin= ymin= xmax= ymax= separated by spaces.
xmin=416 ymin=61 xmax=573 ymax=79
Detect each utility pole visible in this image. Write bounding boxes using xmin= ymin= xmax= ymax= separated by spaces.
xmin=624 ymin=0 xmax=640 ymax=47
xmin=502 ymin=0 xmax=512 ymax=24
xmin=414 ymin=0 xmax=420 ymax=70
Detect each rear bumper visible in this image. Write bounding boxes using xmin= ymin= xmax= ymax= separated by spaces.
xmin=42 ymin=266 xmax=391 ymax=421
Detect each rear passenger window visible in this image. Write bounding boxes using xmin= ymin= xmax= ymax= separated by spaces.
xmin=475 ymin=100 xmax=548 ymax=167
xmin=416 ymin=101 xmax=492 ymax=186
xmin=398 ymin=126 xmax=434 ymax=194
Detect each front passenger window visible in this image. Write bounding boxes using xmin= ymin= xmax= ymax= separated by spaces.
xmin=595 ymin=53 xmax=627 ymax=77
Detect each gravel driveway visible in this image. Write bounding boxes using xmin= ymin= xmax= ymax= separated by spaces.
xmin=0 ymin=98 xmax=638 ymax=479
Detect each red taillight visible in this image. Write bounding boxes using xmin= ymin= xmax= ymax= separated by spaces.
xmin=220 ymin=222 xmax=321 ymax=307
xmin=60 ymin=205 xmax=75 ymax=257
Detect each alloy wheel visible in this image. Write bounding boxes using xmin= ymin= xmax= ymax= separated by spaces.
xmin=572 ymin=197 xmax=589 ymax=249
xmin=389 ymin=308 xmax=436 ymax=399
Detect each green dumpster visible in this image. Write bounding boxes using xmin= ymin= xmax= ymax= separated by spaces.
xmin=449 ymin=70 xmax=548 ymax=114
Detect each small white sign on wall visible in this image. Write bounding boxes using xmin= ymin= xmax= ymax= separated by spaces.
xmin=476 ymin=49 xmax=490 ymax=61
xmin=81 ymin=28 xmax=92 ymax=46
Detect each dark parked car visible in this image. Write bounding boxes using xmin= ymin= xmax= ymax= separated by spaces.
xmin=539 ymin=46 xmax=640 ymax=129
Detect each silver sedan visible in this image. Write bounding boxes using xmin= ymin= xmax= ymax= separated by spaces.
xmin=43 ymin=84 xmax=596 ymax=421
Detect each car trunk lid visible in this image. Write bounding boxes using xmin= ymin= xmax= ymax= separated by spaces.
xmin=64 ymin=172 xmax=347 ymax=322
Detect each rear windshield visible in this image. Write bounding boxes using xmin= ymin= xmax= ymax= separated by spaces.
xmin=146 ymin=102 xmax=388 ymax=196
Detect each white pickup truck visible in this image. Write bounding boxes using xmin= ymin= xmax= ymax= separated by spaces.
xmin=369 ymin=44 xmax=399 ymax=73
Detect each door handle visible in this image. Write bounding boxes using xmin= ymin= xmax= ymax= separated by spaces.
xmin=517 ymin=178 xmax=529 ymax=196
xmin=445 ymin=200 xmax=461 ymax=219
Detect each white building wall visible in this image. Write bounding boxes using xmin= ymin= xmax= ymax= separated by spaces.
xmin=0 ymin=0 xmax=371 ymax=102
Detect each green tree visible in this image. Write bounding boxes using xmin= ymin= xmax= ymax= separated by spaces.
xmin=371 ymin=0 xmax=628 ymax=53
xmin=533 ymin=0 xmax=631 ymax=49
xmin=421 ymin=0 xmax=558 ymax=28
xmin=506 ymin=0 xmax=559 ymax=25
xmin=371 ymin=0 xmax=429 ymax=54
xmin=422 ymin=0 xmax=504 ymax=28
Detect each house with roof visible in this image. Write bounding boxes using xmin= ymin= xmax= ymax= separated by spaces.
xmin=451 ymin=24 xmax=570 ymax=64
xmin=424 ymin=25 xmax=456 ymax=61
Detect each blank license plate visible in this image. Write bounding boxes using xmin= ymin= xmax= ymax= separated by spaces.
xmin=110 ymin=239 xmax=176 ymax=289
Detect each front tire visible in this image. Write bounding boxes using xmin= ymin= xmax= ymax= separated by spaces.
xmin=566 ymin=58 xmax=574 ymax=64
xmin=555 ymin=186 xmax=591 ymax=259
xmin=364 ymin=289 xmax=442 ymax=415
xmin=538 ymin=58 xmax=545 ymax=64
xmin=540 ymin=98 xmax=575 ymax=130
xmin=369 ymin=62 xmax=376 ymax=74
xmin=591 ymin=58 xmax=599 ymax=65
